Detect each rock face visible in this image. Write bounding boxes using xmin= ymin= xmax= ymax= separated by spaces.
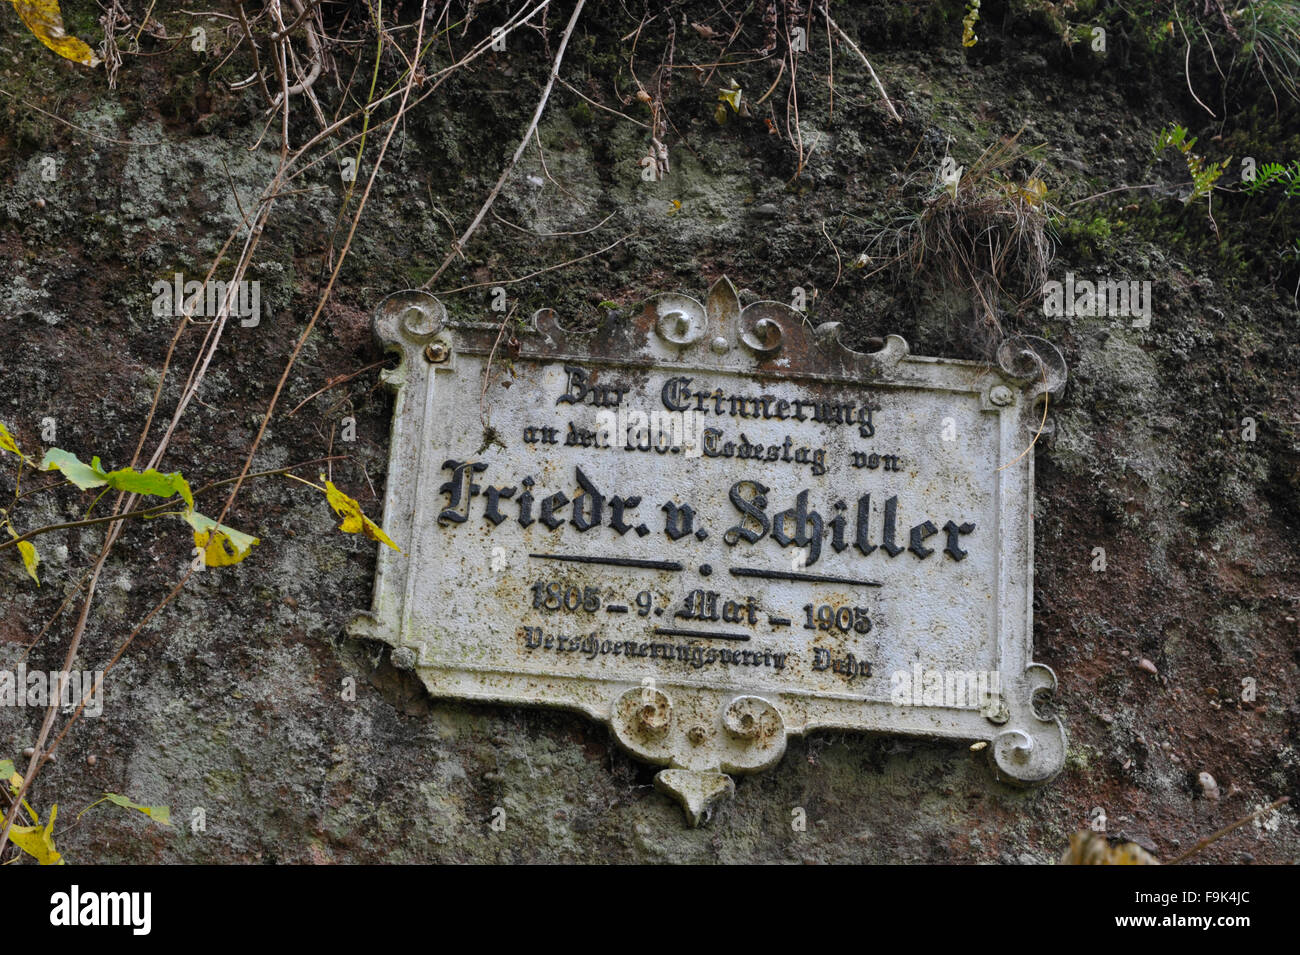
xmin=1 ymin=1 xmax=1297 ymax=864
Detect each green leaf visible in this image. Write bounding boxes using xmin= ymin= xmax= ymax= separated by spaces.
xmin=40 ymin=452 xmax=194 ymax=509
xmin=102 ymin=466 xmax=193 ymax=510
xmin=40 ymin=448 xmax=108 ymax=490
xmin=183 ymin=511 xmax=259 ymax=565
xmin=101 ymin=793 xmax=171 ymax=826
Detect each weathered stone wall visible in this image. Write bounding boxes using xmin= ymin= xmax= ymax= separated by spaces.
xmin=1 ymin=0 xmax=1297 ymax=863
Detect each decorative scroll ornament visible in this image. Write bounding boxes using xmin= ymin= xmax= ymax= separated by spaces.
xmin=352 ymin=277 xmax=1068 ymax=826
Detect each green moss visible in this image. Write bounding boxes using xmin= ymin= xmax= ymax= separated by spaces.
xmin=568 ymin=100 xmax=595 ymax=127
xmin=1065 ymin=743 xmax=1101 ymax=773
xmin=62 ymin=0 xmax=101 ymax=36
xmin=1056 ymin=213 xmax=1115 ymax=262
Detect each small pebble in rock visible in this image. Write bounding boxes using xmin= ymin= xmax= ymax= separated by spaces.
xmin=1138 ymin=658 xmax=1158 ymax=675
xmin=86 ymin=754 xmax=97 ymax=767
xmin=1198 ymin=772 xmax=1220 ymax=801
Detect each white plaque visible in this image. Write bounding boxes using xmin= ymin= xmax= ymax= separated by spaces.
xmin=351 ymin=277 xmax=1067 ymax=824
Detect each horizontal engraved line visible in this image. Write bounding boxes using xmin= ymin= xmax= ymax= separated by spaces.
xmin=653 ymin=627 xmax=751 ymax=642
xmin=529 ymin=553 xmax=683 ymax=571
xmin=729 ymin=567 xmax=882 ymax=587
xmin=605 ymin=605 xmax=629 ymax=613
xmin=768 ymin=616 xmax=792 ymax=627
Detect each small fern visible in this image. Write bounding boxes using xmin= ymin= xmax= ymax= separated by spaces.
xmin=1153 ymin=123 xmax=1231 ymax=204
xmin=1244 ymin=159 xmax=1300 ymax=197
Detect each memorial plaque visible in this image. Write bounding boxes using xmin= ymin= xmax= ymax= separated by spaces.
xmin=351 ymin=277 xmax=1068 ymax=824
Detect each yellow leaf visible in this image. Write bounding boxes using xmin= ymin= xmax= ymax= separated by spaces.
xmin=17 ymin=540 xmax=39 ymax=584
xmin=184 ymin=511 xmax=259 ymax=565
xmin=322 ymin=478 xmax=401 ymax=552
xmin=1006 ymin=177 xmax=1047 ymax=207
xmin=0 ymin=421 xmax=23 ymax=458
xmin=10 ymin=802 xmax=61 ymax=865
xmin=717 ymin=82 xmax=741 ymax=113
xmin=9 ymin=0 xmax=102 ymax=66
xmin=962 ymin=0 xmax=980 ymax=48
xmin=1060 ymin=831 xmax=1160 ymax=865
xmin=193 ymin=529 xmax=250 ymax=566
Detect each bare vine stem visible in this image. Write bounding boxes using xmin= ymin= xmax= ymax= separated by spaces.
xmin=423 ymin=0 xmax=588 ymax=288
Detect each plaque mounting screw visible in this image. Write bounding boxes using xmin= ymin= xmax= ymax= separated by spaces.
xmin=989 ymin=385 xmax=1014 ymax=406
xmin=424 ymin=342 xmax=449 ymax=363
